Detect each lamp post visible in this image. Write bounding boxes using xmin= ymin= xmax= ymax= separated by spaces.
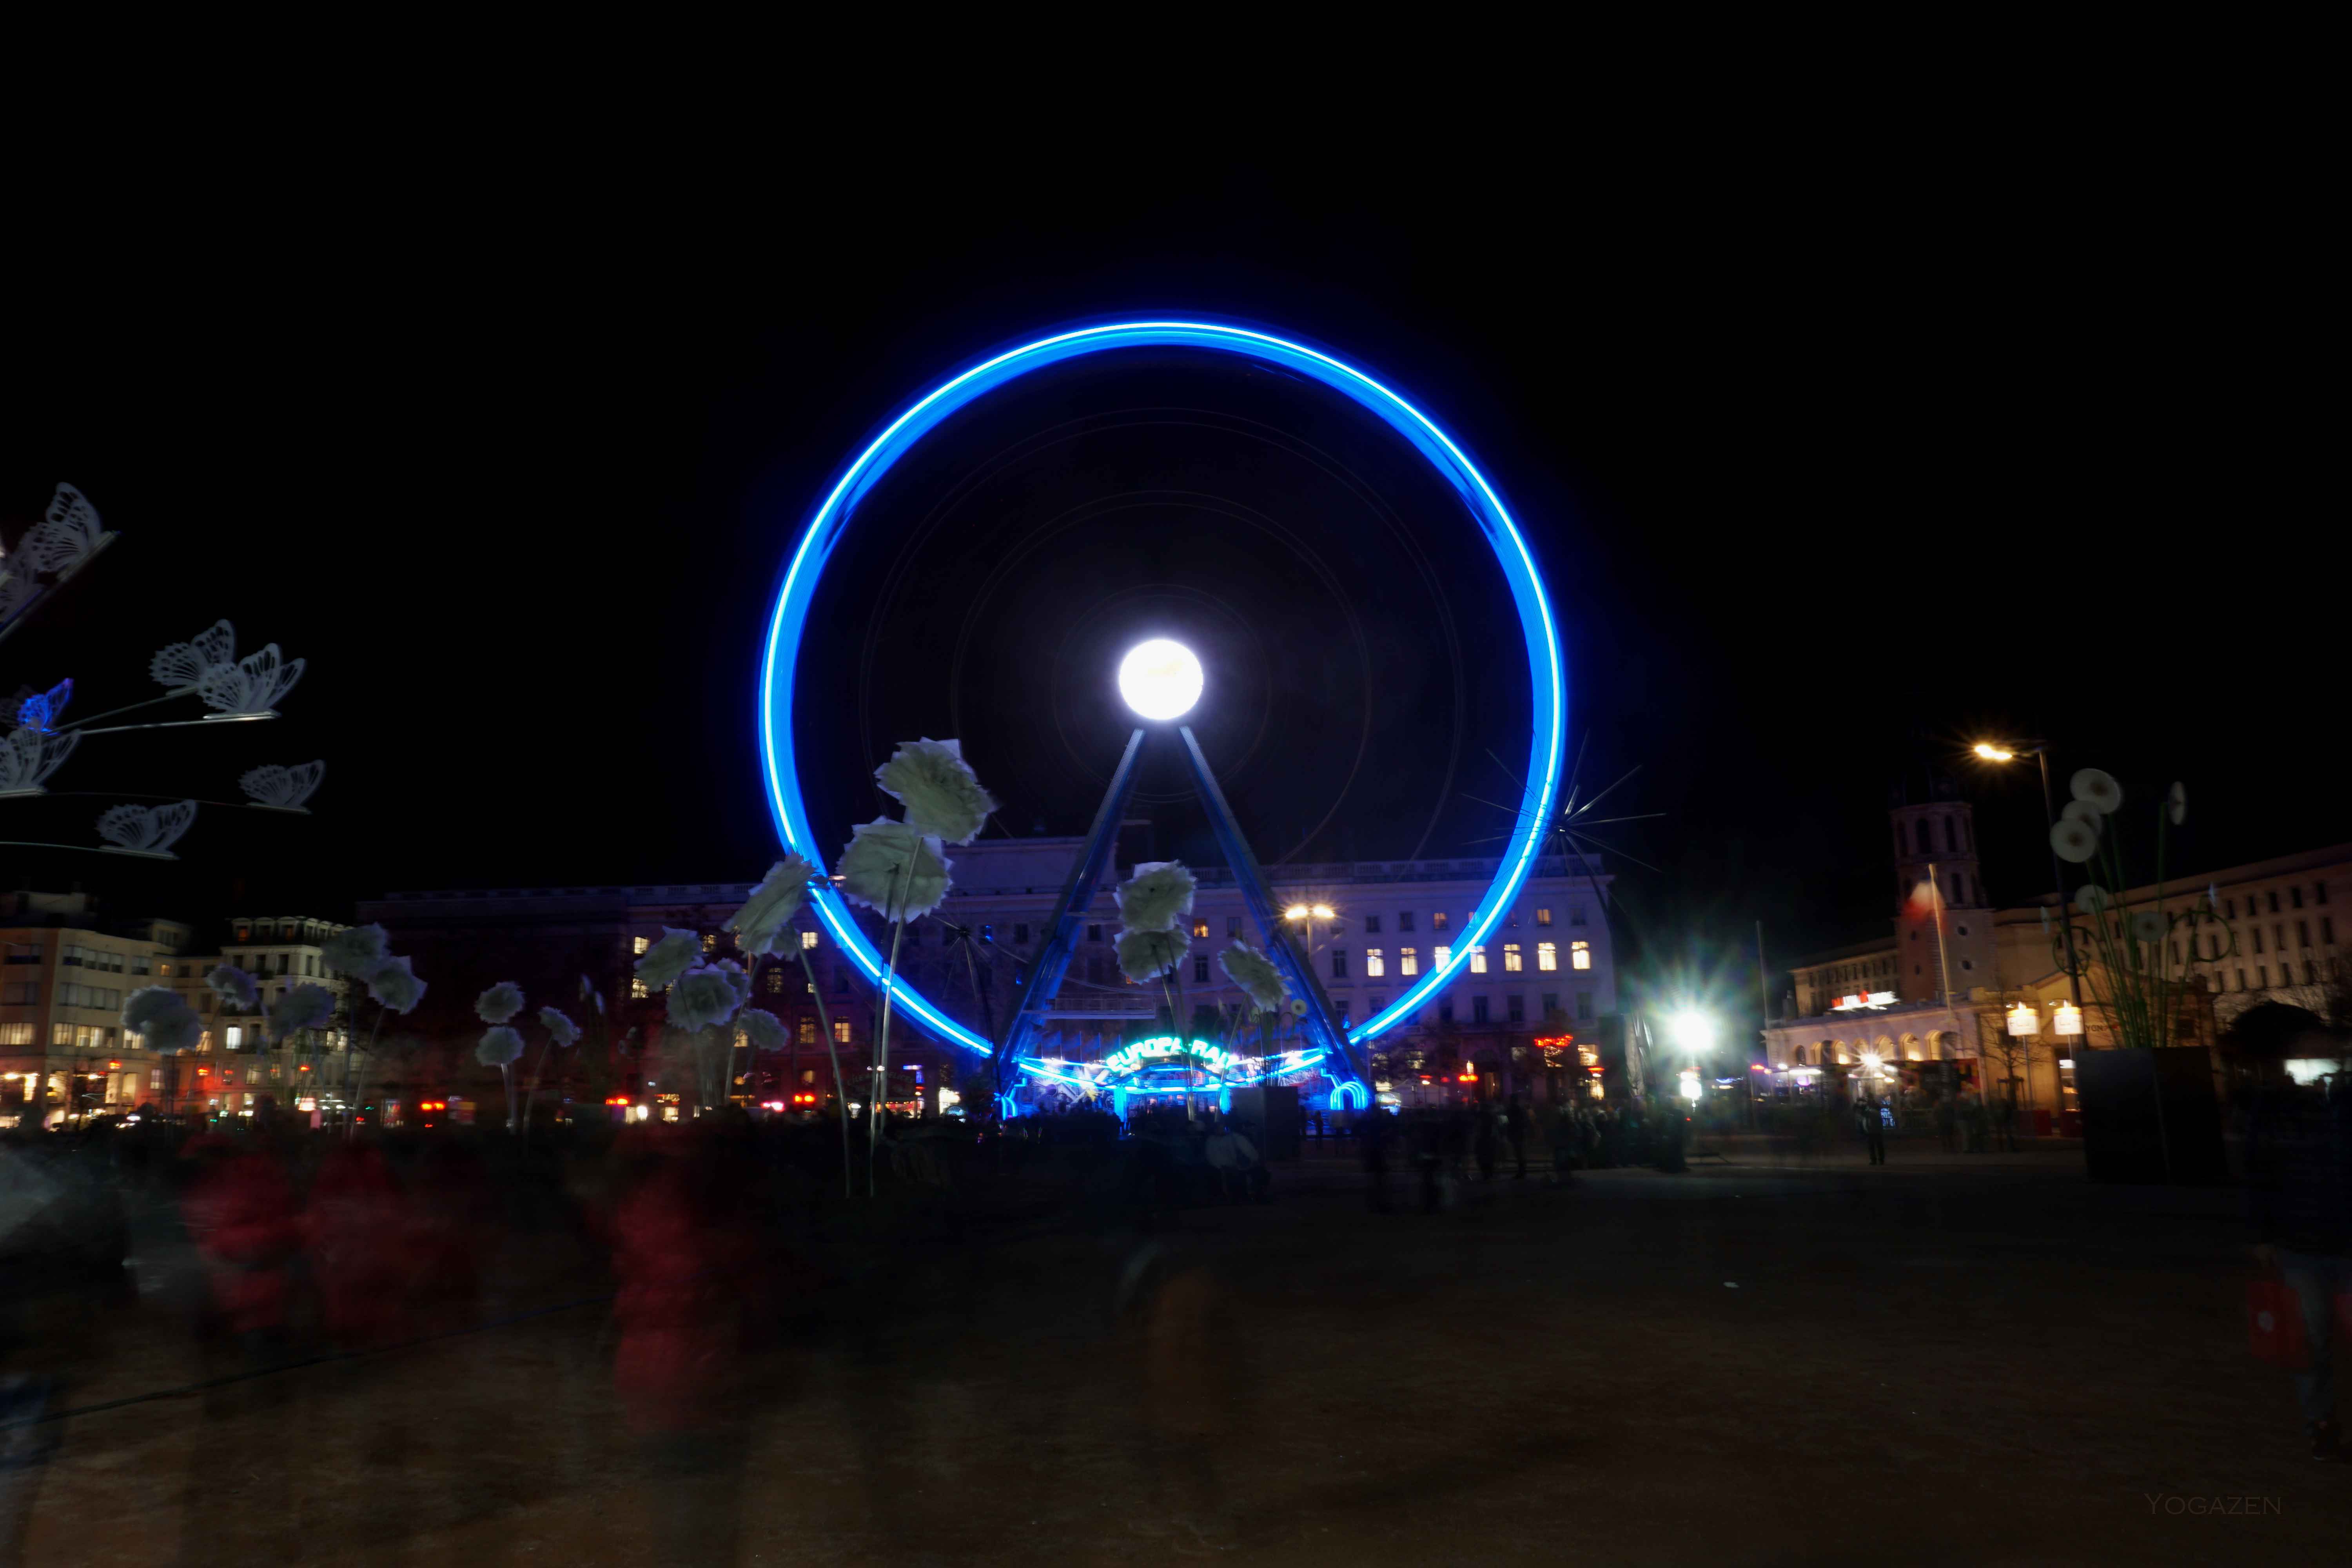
xmin=1283 ymin=903 xmax=1337 ymax=1055
xmin=1973 ymin=741 xmax=2084 ymax=1013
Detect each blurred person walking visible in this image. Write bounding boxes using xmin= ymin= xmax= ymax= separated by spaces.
xmin=2244 ymin=1036 xmax=2352 ymax=1460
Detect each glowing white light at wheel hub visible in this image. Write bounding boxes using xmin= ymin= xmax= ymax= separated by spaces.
xmin=1118 ymin=639 xmax=1203 ymax=721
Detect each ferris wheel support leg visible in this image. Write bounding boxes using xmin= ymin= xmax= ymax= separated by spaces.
xmin=989 ymin=728 xmax=1148 ymax=1098
xmin=1175 ymin=725 xmax=1371 ymax=1097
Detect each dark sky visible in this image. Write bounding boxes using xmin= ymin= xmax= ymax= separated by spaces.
xmin=4 ymin=150 xmax=2334 ymax=1014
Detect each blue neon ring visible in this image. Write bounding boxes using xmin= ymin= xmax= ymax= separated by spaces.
xmin=759 ymin=321 xmax=1566 ymax=1057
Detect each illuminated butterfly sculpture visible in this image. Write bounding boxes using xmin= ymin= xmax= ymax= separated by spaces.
xmin=240 ymin=760 xmax=325 ymax=812
xmin=96 ymin=800 xmax=198 ymax=859
xmin=0 ymin=726 xmax=77 ymax=797
xmin=150 ymin=619 xmax=305 ymax=717
xmin=15 ymin=677 xmax=71 ymax=734
xmin=4 ymin=483 xmax=325 ymax=864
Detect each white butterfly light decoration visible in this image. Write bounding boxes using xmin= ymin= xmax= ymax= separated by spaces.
xmin=1 ymin=485 xmax=117 ymax=637
xmin=241 ymin=760 xmax=325 ymax=813
xmin=96 ymin=800 xmax=199 ymax=859
xmin=149 ymin=619 xmax=305 ymax=718
xmin=0 ymin=726 xmax=78 ymax=797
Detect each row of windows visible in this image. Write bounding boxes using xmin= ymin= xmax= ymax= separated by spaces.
xmin=228 ymin=951 xmax=325 ymax=977
xmin=2180 ymin=916 xmax=2334 ymax=963
xmin=1335 ymin=941 xmax=1593 ymax=979
xmin=59 ymin=983 xmax=122 ymax=1011
xmin=2223 ymin=883 xmax=2329 ymax=918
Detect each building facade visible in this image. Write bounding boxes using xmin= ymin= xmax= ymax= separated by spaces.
xmin=1767 ymin=794 xmax=2351 ymax=1121
xmin=358 ymin=842 xmax=1623 ymax=1118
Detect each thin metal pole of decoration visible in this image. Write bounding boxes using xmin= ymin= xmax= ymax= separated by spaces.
xmin=795 ymin=936 xmax=852 ymax=1198
xmin=869 ymin=860 xmax=909 ymax=1200
xmin=2033 ymin=747 xmax=2084 ymax=1012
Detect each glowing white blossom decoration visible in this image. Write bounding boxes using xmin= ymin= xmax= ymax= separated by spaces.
xmin=476 ymin=1026 xmax=525 ymax=1067
xmin=2058 ymin=799 xmax=2103 ymax=833
xmin=875 ymin=738 xmax=998 ymax=845
xmin=740 ymin=1007 xmax=787 ymax=1051
xmin=2049 ymin=818 xmax=2098 ymax=864
xmin=2129 ymin=910 xmax=2165 ymax=944
xmin=838 ymin=818 xmax=951 ymax=921
xmin=475 ymin=982 xmax=526 ymax=1025
xmin=634 ymin=928 xmax=701 ymax=991
xmin=319 ymin=924 xmax=388 ymax=976
xmin=271 ymin=983 xmax=337 ymax=1038
xmin=1116 ymin=927 xmax=1189 ymax=984
xmin=363 ymin=955 xmax=426 ymax=1013
xmin=96 ymin=800 xmax=197 ymax=858
xmin=2069 ymin=768 xmax=2123 ymax=815
xmin=206 ymin=964 xmax=259 ymax=1010
xmin=668 ymin=958 xmax=751 ymax=1032
xmin=2167 ymin=781 xmax=2187 ymax=826
xmin=1115 ymin=860 xmax=1196 ymax=935
xmin=1289 ymin=997 xmax=1310 ymax=1017
xmin=198 ymin=643 xmax=305 ymax=716
xmin=241 ymin=760 xmax=325 ymax=812
xmin=539 ymin=1007 xmax=581 ymax=1047
xmin=15 ymin=484 xmax=114 ymax=578
xmin=1218 ymin=941 xmax=1290 ymax=1013
xmin=124 ymin=988 xmax=201 ymax=1054
xmin=0 ymin=725 xmax=76 ymax=796
xmin=579 ymin=974 xmax=604 ymax=1015
xmin=726 ymin=855 xmax=819 ymax=956
xmin=150 ymin=620 xmax=238 ymax=692
xmin=2074 ymin=883 xmax=2110 ymax=915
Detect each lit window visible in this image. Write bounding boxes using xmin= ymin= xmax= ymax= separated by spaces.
xmin=1434 ymin=945 xmax=1453 ymax=969
xmin=1571 ymin=940 xmax=1592 ymax=971
xmin=1192 ymin=919 xmax=1209 ymax=938
xmin=765 ymin=969 xmax=785 ymax=994
xmin=633 ymin=936 xmax=649 ymax=955
xmin=1503 ymin=943 xmax=1523 ymax=973
xmin=631 ymin=978 xmax=648 ymax=999
xmin=1537 ymin=941 xmax=1558 ymax=972
xmin=1399 ymin=946 xmax=1419 ymax=976
xmin=1365 ymin=948 xmax=1386 ymax=978
xmin=801 ymin=929 xmax=819 ymax=950
xmin=1469 ymin=946 xmax=1487 ymax=975
xmin=833 ymin=1018 xmax=852 ymax=1044
xmin=701 ymin=933 xmax=717 ymax=953
xmin=1432 ymin=912 xmax=1450 ymax=932
xmin=797 ymin=1017 xmax=816 ymax=1045
xmin=1536 ymin=907 xmax=1553 ymax=927
xmin=224 ymin=1026 xmax=242 ymax=1049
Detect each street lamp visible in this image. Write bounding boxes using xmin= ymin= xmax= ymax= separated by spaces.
xmin=1973 ymin=739 xmax=2084 ymax=1013
xmin=1118 ymin=639 xmax=1203 ymax=721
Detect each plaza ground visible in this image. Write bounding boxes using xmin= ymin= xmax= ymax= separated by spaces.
xmin=16 ymin=1138 xmax=2344 ymax=1566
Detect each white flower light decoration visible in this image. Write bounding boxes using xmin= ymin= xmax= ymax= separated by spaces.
xmin=0 ymin=725 xmax=76 ymax=796
xmin=2070 ymin=768 xmax=2123 ymax=815
xmin=579 ymin=974 xmax=604 ymax=1015
xmin=1115 ymin=860 xmax=1197 ymax=935
xmin=739 ymin=1007 xmax=787 ymax=1051
xmin=319 ymin=923 xmax=389 ymax=976
xmin=726 ymin=855 xmax=819 ymax=956
xmin=1218 ymin=941 xmax=1290 ymax=1013
xmin=363 ymin=955 xmax=426 ymax=1013
xmin=837 ymin=818 xmax=951 ymax=921
xmin=1116 ymin=927 xmax=1189 ymax=984
xmin=634 ymin=928 xmax=701 ymax=991
xmin=475 ymin=981 xmax=526 ymax=1025
xmin=2074 ymin=883 xmax=2110 ymax=915
xmin=206 ymin=964 xmax=259 ymax=1010
xmin=2050 ymin=818 xmax=2098 ymax=864
xmin=96 ymin=800 xmax=198 ymax=858
xmin=874 ymin=738 xmax=997 ymax=846
xmin=2167 ymin=781 xmax=2187 ymax=826
xmin=667 ymin=958 xmax=751 ymax=1033
xmin=539 ymin=1007 xmax=581 ymax=1047
xmin=241 ymin=760 xmax=326 ymax=812
xmin=2059 ymin=799 xmax=2103 ymax=834
xmin=2129 ymin=910 xmax=2165 ymax=944
xmin=123 ymin=985 xmax=187 ymax=1033
xmin=271 ymin=983 xmax=338 ymax=1038
xmin=476 ymin=1026 xmax=525 ymax=1067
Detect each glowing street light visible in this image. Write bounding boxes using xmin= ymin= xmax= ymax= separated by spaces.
xmin=1974 ymin=737 xmax=2084 ymax=1015
xmin=1118 ymin=639 xmax=1203 ymax=722
xmin=1667 ymin=1009 xmax=1718 ymax=1054
xmin=1284 ymin=904 xmax=1336 ymax=922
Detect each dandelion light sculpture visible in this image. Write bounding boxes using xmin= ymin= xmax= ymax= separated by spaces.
xmin=726 ymin=858 xmax=855 ymax=1191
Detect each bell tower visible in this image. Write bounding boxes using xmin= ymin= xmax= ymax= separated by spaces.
xmin=1887 ymin=778 xmax=1996 ymax=1003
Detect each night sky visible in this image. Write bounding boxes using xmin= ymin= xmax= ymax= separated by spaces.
xmin=6 ymin=159 xmax=2332 ymax=1025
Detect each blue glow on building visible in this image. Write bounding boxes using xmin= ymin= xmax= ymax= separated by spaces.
xmin=759 ymin=321 xmax=1567 ymax=1057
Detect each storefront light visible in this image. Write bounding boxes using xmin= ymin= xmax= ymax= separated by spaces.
xmin=2005 ymin=1003 xmax=2040 ymax=1037
xmin=2053 ymin=1002 xmax=2083 ymax=1038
